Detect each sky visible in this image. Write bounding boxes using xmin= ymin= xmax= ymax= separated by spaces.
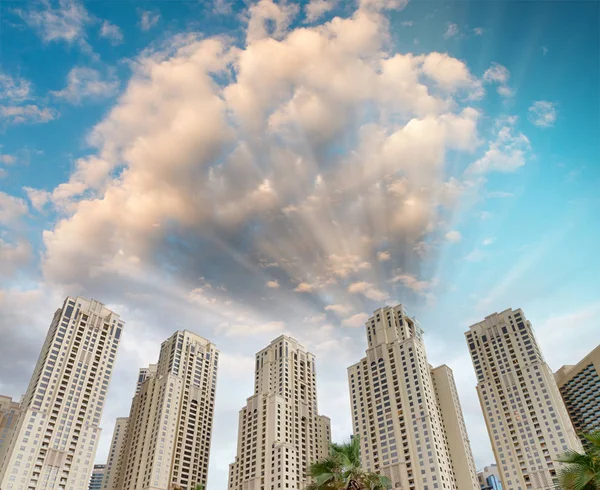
xmin=0 ymin=0 xmax=599 ymax=487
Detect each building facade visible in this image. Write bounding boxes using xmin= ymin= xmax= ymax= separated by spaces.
xmin=100 ymin=417 xmax=128 ymax=490
xmin=466 ymin=308 xmax=582 ymax=490
xmin=228 ymin=335 xmax=331 ymax=490
xmin=0 ymin=395 xmax=21 ymax=460
xmin=113 ymin=331 xmax=218 ymax=490
xmin=477 ymin=464 xmax=502 ymax=490
xmin=88 ymin=464 xmax=105 ymax=490
xmin=0 ymin=297 xmax=124 ymax=490
xmin=348 ymin=305 xmax=479 ymax=490
xmin=555 ymin=345 xmax=600 ymax=448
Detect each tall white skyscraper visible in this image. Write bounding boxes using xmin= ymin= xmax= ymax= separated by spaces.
xmin=348 ymin=304 xmax=479 ymax=490
xmin=466 ymin=308 xmax=582 ymax=490
xmin=101 ymin=365 xmax=156 ymax=490
xmin=100 ymin=417 xmax=128 ymax=490
xmin=113 ymin=331 xmax=218 ymax=490
xmin=0 ymin=297 xmax=124 ymax=490
xmin=228 ymin=335 xmax=331 ymax=490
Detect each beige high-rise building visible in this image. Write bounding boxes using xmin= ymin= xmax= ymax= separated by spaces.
xmin=0 ymin=395 xmax=21 ymax=463
xmin=555 ymin=344 xmax=600 ymax=447
xmin=228 ymin=335 xmax=331 ymax=490
xmin=113 ymin=331 xmax=218 ymax=490
xmin=466 ymin=308 xmax=583 ymax=490
xmin=348 ymin=304 xmax=479 ymax=490
xmin=100 ymin=417 xmax=128 ymax=490
xmin=0 ymin=297 xmax=124 ymax=490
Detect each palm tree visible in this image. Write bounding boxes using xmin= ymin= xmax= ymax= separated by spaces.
xmin=307 ymin=436 xmax=391 ymax=490
xmin=557 ymin=431 xmax=600 ymax=490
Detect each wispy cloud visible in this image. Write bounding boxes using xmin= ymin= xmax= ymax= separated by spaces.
xmin=341 ymin=312 xmax=368 ymax=328
xmin=0 ymin=105 xmax=57 ymax=125
xmin=51 ymin=67 xmax=119 ymax=104
xmin=445 ymin=230 xmax=462 ymax=243
xmin=348 ymin=282 xmax=389 ymax=301
xmin=100 ymin=20 xmax=123 ymax=45
xmin=483 ymin=63 xmax=513 ymax=97
xmin=304 ymin=0 xmax=337 ymax=22
xmin=138 ymin=9 xmax=160 ymax=31
xmin=528 ymin=101 xmax=557 ymax=127
xmin=469 ymin=122 xmax=531 ymax=173
xmin=444 ymin=23 xmax=459 ymax=39
xmin=16 ymin=0 xmax=91 ymax=45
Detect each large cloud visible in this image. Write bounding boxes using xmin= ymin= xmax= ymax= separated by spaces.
xmin=3 ymin=1 xmax=535 ymax=487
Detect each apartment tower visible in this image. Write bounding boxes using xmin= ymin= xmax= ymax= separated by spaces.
xmin=466 ymin=308 xmax=582 ymax=490
xmin=101 ymin=364 xmax=157 ymax=490
xmin=100 ymin=417 xmax=128 ymax=490
xmin=0 ymin=395 xmax=21 ymax=460
xmin=113 ymin=331 xmax=218 ymax=490
xmin=88 ymin=464 xmax=105 ymax=490
xmin=0 ymin=297 xmax=124 ymax=490
xmin=228 ymin=335 xmax=331 ymax=490
xmin=555 ymin=344 xmax=600 ymax=447
xmin=348 ymin=305 xmax=479 ymax=490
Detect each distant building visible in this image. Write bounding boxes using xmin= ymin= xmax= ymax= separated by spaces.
xmin=89 ymin=464 xmax=105 ymax=490
xmin=466 ymin=308 xmax=582 ymax=490
xmin=477 ymin=464 xmax=502 ymax=490
xmin=0 ymin=297 xmax=124 ymax=490
xmin=101 ymin=417 xmax=128 ymax=490
xmin=348 ymin=304 xmax=480 ymax=490
xmin=555 ymin=345 xmax=600 ymax=447
xmin=0 ymin=395 xmax=21 ymax=459
xmin=228 ymin=336 xmax=331 ymax=490
xmin=113 ymin=331 xmax=218 ymax=490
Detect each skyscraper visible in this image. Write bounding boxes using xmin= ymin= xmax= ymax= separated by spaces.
xmin=113 ymin=331 xmax=218 ymax=490
xmin=88 ymin=464 xmax=105 ymax=490
xmin=348 ymin=304 xmax=479 ymax=490
xmin=466 ymin=308 xmax=582 ymax=490
xmin=0 ymin=395 xmax=21 ymax=464
xmin=0 ymin=297 xmax=124 ymax=490
xmin=228 ymin=335 xmax=331 ymax=490
xmin=555 ymin=344 xmax=600 ymax=447
xmin=477 ymin=464 xmax=502 ymax=490
xmin=100 ymin=417 xmax=128 ymax=490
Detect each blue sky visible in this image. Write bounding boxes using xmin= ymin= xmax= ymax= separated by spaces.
xmin=1 ymin=0 xmax=599 ymax=487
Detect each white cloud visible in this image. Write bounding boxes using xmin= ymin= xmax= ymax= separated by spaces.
xmin=17 ymin=0 xmax=91 ymax=44
xmin=325 ymin=304 xmax=353 ymax=315
xmin=266 ymin=280 xmax=280 ymax=288
xmin=444 ymin=230 xmax=462 ymax=243
xmin=51 ymin=67 xmax=119 ymax=104
xmin=0 ymin=192 xmax=28 ymax=226
xmin=401 ymin=21 xmax=413 ymax=26
xmin=341 ymin=312 xmax=369 ymax=328
xmin=246 ymin=0 xmax=298 ymax=43
xmin=0 ymin=105 xmax=56 ymax=125
xmin=465 ymin=248 xmax=484 ymax=261
xmin=0 ymin=240 xmax=32 ymax=277
xmin=473 ymin=27 xmax=484 ymax=35
xmin=100 ymin=20 xmax=123 ymax=45
xmin=24 ymin=187 xmax=51 ymax=211
xmin=541 ymin=46 xmax=548 ymax=56
xmin=469 ymin=124 xmax=530 ymax=174
xmin=483 ymin=63 xmax=513 ymax=97
xmin=482 ymin=237 xmax=495 ymax=246
xmin=390 ymin=271 xmax=437 ymax=294
xmin=294 ymin=282 xmax=314 ymax=293
xmin=528 ymin=101 xmax=557 ymax=127
xmin=1 ymin=154 xmax=16 ymax=165
xmin=377 ymin=250 xmax=390 ymax=261
xmin=347 ymin=281 xmax=388 ymax=301
xmin=0 ymin=74 xmax=31 ymax=102
xmin=483 ymin=63 xmax=509 ymax=84
xmin=444 ymin=23 xmax=459 ymax=39
xmin=305 ymin=0 xmax=336 ymax=22
xmin=138 ymin=9 xmax=160 ymax=31
xmin=218 ymin=320 xmax=285 ymax=337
